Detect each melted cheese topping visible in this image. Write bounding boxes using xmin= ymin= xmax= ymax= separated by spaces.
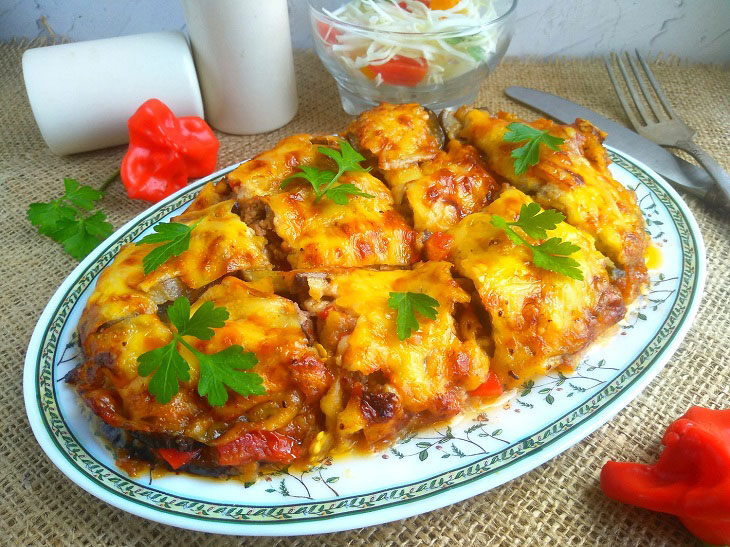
xmin=455 ymin=107 xmax=649 ymax=299
xmin=76 ymin=277 xmax=330 ymax=444
xmin=449 ymin=187 xmax=625 ymax=384
xmin=139 ymin=200 xmax=271 ymax=291
xmin=265 ymin=171 xmax=419 ymax=268
xmin=189 ymin=277 xmax=331 ymax=424
xmin=77 ymin=314 xmax=200 ymax=434
xmin=79 ymin=199 xmax=271 ymax=345
xmin=346 ymin=103 xmax=441 ymax=170
xmin=77 ymin=243 xmax=160 ymax=345
xmin=226 ymin=134 xmax=322 ymax=199
xmin=406 ymin=140 xmax=499 ymax=232
xmin=314 ymin=262 xmax=490 ymax=417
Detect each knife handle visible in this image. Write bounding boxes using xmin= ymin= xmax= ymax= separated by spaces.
xmin=702 ymin=184 xmax=730 ymax=212
xmin=676 ymin=138 xmax=730 ymax=209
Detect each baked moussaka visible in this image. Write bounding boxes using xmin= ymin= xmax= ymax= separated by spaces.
xmin=68 ymin=102 xmax=647 ymax=480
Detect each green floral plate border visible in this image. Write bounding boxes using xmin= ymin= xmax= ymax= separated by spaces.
xmin=24 ymin=148 xmax=705 ymax=535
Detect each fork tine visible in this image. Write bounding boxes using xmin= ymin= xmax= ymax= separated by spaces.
xmin=626 ymin=52 xmax=667 ymax=121
xmin=615 ymin=52 xmax=654 ymax=126
xmin=604 ymin=54 xmax=644 ymax=130
xmin=635 ymin=49 xmax=679 ymax=120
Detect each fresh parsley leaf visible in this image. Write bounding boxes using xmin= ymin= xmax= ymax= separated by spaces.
xmin=197 ymin=345 xmax=264 ymax=406
xmin=279 ymin=140 xmax=373 ymax=205
xmin=280 ymin=166 xmax=335 ymax=192
xmin=138 ymin=341 xmax=190 ymax=404
xmin=57 ymin=211 xmax=114 ymax=260
xmin=173 ymin=299 xmax=229 ymax=340
xmin=63 ymin=178 xmax=103 ymax=210
xmin=137 ymin=296 xmax=266 ymax=407
xmin=387 ymin=292 xmax=440 ymax=341
xmin=503 ymin=122 xmax=565 ymax=175
xmin=136 ymin=219 xmax=200 ymax=275
xmin=26 ymin=177 xmax=114 ymax=260
xmin=325 ymin=183 xmax=375 ymax=205
xmin=505 ymin=202 xmax=566 ymax=240
xmin=318 ymin=139 xmax=368 ymax=178
xmin=490 ymin=203 xmax=584 ymax=280
xmin=531 ymin=238 xmax=583 ymax=279
xmin=27 ymin=201 xmax=76 ymax=236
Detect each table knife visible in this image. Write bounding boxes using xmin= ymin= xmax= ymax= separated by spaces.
xmin=504 ymin=86 xmax=715 ymax=199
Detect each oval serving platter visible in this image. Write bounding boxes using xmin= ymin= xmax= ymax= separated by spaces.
xmin=24 ymin=147 xmax=705 ymax=536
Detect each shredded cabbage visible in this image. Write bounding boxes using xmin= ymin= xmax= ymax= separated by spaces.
xmin=322 ymin=0 xmax=501 ymax=85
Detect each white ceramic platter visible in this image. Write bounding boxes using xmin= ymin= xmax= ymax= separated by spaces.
xmin=24 ymin=148 xmax=705 ymax=535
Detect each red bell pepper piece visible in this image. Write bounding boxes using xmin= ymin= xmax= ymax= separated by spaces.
xmin=217 ymin=430 xmax=299 ymax=466
xmin=399 ymin=0 xmax=430 ymax=10
xmin=601 ymin=406 xmax=730 ymax=545
xmin=470 ymin=371 xmax=503 ymax=398
xmin=157 ymin=447 xmax=200 ymax=470
xmin=368 ymin=56 xmax=428 ymax=87
xmin=316 ymin=21 xmax=342 ymax=45
xmin=424 ymin=232 xmax=454 ymax=262
xmin=121 ymin=98 xmax=219 ymax=203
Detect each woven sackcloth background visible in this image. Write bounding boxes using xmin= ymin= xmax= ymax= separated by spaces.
xmin=1 ymin=40 xmax=728 ymax=546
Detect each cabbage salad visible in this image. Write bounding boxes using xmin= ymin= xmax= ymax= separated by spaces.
xmin=320 ymin=0 xmax=501 ymax=86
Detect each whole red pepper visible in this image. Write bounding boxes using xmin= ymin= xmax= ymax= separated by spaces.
xmin=121 ymin=98 xmax=219 ymax=202
xmin=601 ymin=406 xmax=730 ymax=545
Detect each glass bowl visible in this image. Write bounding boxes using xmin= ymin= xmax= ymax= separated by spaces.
xmin=308 ymin=0 xmax=516 ymax=114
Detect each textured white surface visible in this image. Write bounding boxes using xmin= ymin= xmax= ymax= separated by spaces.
xmin=2 ymin=0 xmax=729 ymax=63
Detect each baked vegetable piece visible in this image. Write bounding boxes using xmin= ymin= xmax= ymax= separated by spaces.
xmin=77 ymin=195 xmax=272 ymax=344
xmin=69 ymin=276 xmax=331 ymax=477
xmin=448 ymin=187 xmax=626 ymax=384
xmin=227 ymin=135 xmax=420 ymax=269
xmin=452 ymin=107 xmax=649 ymax=300
xmin=345 ymin=102 xmax=444 ymax=202
xmin=346 ymin=103 xmax=499 ymax=234
xmin=226 ymin=134 xmax=329 ymax=199
xmin=406 ymin=140 xmax=500 ymax=233
xmin=292 ymin=261 xmax=492 ymax=452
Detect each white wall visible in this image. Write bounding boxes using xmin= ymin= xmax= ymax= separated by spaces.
xmin=2 ymin=0 xmax=729 ymax=63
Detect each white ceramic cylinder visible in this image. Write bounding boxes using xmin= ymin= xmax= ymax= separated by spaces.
xmin=182 ymin=0 xmax=299 ymax=135
xmin=22 ymin=31 xmax=204 ymax=156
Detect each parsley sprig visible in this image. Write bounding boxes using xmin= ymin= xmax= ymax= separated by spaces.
xmin=491 ymin=202 xmax=584 ymax=280
xmin=27 ymin=177 xmax=115 ymax=260
xmin=280 ymin=140 xmax=374 ymax=205
xmin=503 ymin=123 xmax=565 ymax=175
xmin=135 ymin=220 xmax=200 ymax=274
xmin=387 ymin=292 xmax=440 ymax=341
xmin=138 ymin=296 xmax=265 ymax=406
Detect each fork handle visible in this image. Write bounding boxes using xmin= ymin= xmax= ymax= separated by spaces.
xmin=675 ymin=139 xmax=730 ymax=207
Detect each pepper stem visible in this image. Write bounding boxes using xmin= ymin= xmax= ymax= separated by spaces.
xmin=99 ymin=169 xmax=120 ymax=192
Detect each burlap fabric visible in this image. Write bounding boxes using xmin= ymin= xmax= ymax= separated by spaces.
xmin=1 ymin=40 xmax=728 ymax=545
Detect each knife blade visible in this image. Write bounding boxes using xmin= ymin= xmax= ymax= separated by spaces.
xmin=504 ymin=86 xmax=714 ymax=197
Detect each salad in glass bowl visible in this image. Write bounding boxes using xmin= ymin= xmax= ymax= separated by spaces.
xmin=309 ymin=0 xmax=516 ymax=114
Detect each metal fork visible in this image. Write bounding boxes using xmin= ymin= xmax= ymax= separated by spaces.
xmin=605 ymin=50 xmax=730 ymax=204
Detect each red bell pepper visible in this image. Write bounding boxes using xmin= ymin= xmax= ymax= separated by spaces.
xmin=470 ymin=371 xmax=503 ymax=398
xmin=121 ymin=98 xmax=219 ymax=203
xmin=398 ymin=0 xmax=430 ymax=10
xmin=157 ymin=447 xmax=200 ymax=470
xmin=601 ymin=406 xmax=730 ymax=545
xmin=424 ymin=232 xmax=454 ymax=262
xmin=368 ymin=56 xmax=428 ymax=87
xmin=316 ymin=21 xmax=342 ymax=45
xmin=217 ymin=430 xmax=299 ymax=466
